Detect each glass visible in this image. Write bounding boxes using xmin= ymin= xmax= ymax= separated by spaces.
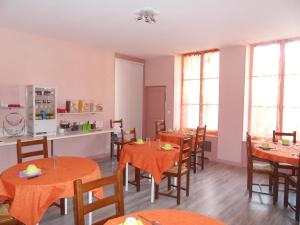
xmin=183 ymin=55 xmax=201 ymax=79
xmin=285 ymin=41 xmax=300 ymax=75
xmin=203 ymin=51 xmax=219 ymax=78
xmin=181 ymin=105 xmax=199 ymax=128
xmin=182 ymin=80 xmax=200 ymax=104
xmin=52 ymin=155 xmax=58 ymax=169
xmin=202 ymin=79 xmax=219 ymax=105
xmin=156 ymin=139 xmax=161 ymax=150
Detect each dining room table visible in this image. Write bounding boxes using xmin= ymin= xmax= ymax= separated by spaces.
xmin=0 ymin=156 xmax=103 ymax=225
xmin=118 ymin=140 xmax=179 ymax=203
xmin=158 ymin=130 xmax=195 ymax=145
xmin=252 ymin=141 xmax=300 ymax=203
xmin=104 ymin=209 xmax=226 ymax=225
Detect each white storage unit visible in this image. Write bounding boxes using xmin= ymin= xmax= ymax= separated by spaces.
xmin=26 ymin=85 xmax=57 ymax=136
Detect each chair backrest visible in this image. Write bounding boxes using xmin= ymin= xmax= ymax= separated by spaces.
xmin=246 ymin=132 xmax=253 ymax=170
xmin=73 ymin=169 xmax=124 ymax=225
xmin=178 ymin=136 xmax=193 ymax=174
xmin=16 ymin=136 xmax=48 ymax=164
xmin=121 ymin=128 xmax=137 ymax=144
xmin=110 ymin=119 xmax=123 ymax=129
xmin=194 ymin=125 xmax=206 ymax=151
xmin=155 ymin=120 xmax=166 ymax=136
xmin=272 ymin=130 xmax=296 ymax=144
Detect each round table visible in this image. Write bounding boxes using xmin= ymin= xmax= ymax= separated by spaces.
xmin=252 ymin=142 xmax=300 ymax=166
xmin=0 ymin=156 xmax=102 ymax=225
xmin=119 ymin=141 xmax=179 ymax=184
xmin=104 ymin=209 xmax=226 ymax=225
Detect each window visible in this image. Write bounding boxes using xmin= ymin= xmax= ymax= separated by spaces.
xmin=181 ymin=50 xmax=219 ymax=133
xmin=247 ymin=39 xmax=300 ymax=138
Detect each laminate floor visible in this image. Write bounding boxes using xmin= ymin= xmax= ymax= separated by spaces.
xmin=41 ymin=157 xmax=299 ymax=225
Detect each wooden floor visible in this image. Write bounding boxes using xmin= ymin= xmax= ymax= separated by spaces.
xmin=41 ymin=157 xmax=299 ymax=225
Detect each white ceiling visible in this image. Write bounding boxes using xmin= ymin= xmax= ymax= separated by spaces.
xmin=0 ymin=0 xmax=299 ymax=59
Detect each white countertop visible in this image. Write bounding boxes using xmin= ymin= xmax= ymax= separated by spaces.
xmin=0 ymin=128 xmax=114 ymax=147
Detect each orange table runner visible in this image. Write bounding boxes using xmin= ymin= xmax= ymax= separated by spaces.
xmin=119 ymin=141 xmax=179 ymax=184
xmin=104 ymin=209 xmax=226 ymax=225
xmin=0 ymin=156 xmax=103 ymax=225
xmin=252 ymin=142 xmax=300 ymax=166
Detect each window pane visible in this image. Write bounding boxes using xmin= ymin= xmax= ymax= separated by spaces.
xmin=285 ymin=41 xmax=300 ymax=75
xmin=282 ymin=108 xmax=300 ymax=138
xmin=202 ymin=79 xmax=219 ymax=104
xmin=253 ymin=44 xmax=280 ymax=76
xmin=283 ymin=75 xmax=300 ymax=107
xmin=183 ymin=55 xmax=201 ymax=79
xmin=202 ymin=105 xmax=218 ymax=130
xmin=182 ymin=80 xmax=200 ymax=104
xmin=251 ymin=107 xmax=277 ymax=137
xmin=203 ymin=51 xmax=219 ymax=78
xmin=182 ymin=105 xmax=199 ymax=128
xmin=251 ymin=76 xmax=278 ymax=106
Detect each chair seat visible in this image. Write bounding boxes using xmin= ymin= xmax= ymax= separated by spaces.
xmin=253 ymin=162 xmax=273 ymax=173
xmin=165 ymin=165 xmax=188 ymax=175
xmin=111 ymin=136 xmax=122 ymax=144
xmin=278 ymin=162 xmax=295 ymax=168
xmin=0 ymin=203 xmax=18 ymax=225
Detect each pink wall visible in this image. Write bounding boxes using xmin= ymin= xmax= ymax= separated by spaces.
xmin=0 ymin=28 xmax=115 ymax=171
xmin=145 ymin=56 xmax=175 ymax=129
xmin=217 ymin=46 xmax=246 ymax=165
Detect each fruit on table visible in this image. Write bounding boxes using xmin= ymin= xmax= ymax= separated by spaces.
xmin=121 ymin=217 xmax=143 ymax=225
xmin=136 ymin=138 xmax=144 ymax=144
xmin=23 ymin=164 xmax=41 ymax=175
xmin=163 ymin=144 xmax=173 ymax=149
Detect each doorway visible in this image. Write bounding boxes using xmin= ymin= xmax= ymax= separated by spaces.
xmin=144 ymin=86 xmax=166 ymax=139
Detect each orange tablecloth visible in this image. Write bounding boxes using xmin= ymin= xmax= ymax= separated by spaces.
xmin=0 ymin=156 xmax=103 ymax=225
xmin=252 ymin=142 xmax=300 ymax=166
xmin=104 ymin=209 xmax=226 ymax=225
xmin=119 ymin=141 xmax=179 ymax=184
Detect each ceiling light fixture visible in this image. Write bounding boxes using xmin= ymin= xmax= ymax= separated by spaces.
xmin=135 ymin=8 xmax=158 ymax=24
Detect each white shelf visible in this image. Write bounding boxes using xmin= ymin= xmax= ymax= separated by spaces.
xmin=58 ymin=111 xmax=102 ymax=115
xmin=0 ymin=106 xmax=25 ymax=109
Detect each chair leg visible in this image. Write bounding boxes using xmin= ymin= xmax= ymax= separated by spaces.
xmin=269 ymin=174 xmax=273 ymax=192
xmin=201 ymin=150 xmax=204 ymax=170
xmin=248 ymin=171 xmax=253 ymax=198
xmin=193 ymin=152 xmax=197 ymax=173
xmin=284 ymin=176 xmax=289 ymax=208
xmin=186 ymin=172 xmax=190 ymax=197
xmin=117 ymin=144 xmax=120 ymax=161
xmin=123 ymin=168 xmax=126 ymax=186
xmin=296 ymin=183 xmax=300 ymax=221
xmin=167 ymin=176 xmax=171 ymax=190
xmin=110 ymin=143 xmax=114 ymax=158
xmin=155 ymin=183 xmax=159 ymax=199
xmin=177 ymin=176 xmax=181 ymax=205
xmin=60 ymin=198 xmax=65 ymax=215
xmin=135 ymin=168 xmax=141 ymax=192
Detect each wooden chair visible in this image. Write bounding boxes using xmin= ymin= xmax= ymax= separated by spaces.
xmin=246 ymin=133 xmax=275 ymax=202
xmin=16 ymin=137 xmax=65 ymax=215
xmin=155 ymin=136 xmax=193 ymax=205
xmin=273 ymin=130 xmax=297 ymax=180
xmin=155 ymin=120 xmax=166 ymax=137
xmin=16 ymin=136 xmax=48 ymax=163
xmin=110 ymin=119 xmax=123 ymax=160
xmin=191 ymin=125 xmax=206 ymax=173
xmin=0 ymin=202 xmax=19 ymax=225
xmin=73 ymin=169 xmax=124 ymax=225
xmin=284 ymin=155 xmax=300 ymax=221
xmin=120 ymin=128 xmax=144 ymax=192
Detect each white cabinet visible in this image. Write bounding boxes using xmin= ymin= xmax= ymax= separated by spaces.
xmin=26 ymin=85 xmax=57 ymax=136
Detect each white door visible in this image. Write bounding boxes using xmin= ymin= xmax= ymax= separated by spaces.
xmin=115 ymin=58 xmax=144 ymax=138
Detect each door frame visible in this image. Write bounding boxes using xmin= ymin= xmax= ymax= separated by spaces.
xmin=143 ymin=85 xmax=166 ymax=138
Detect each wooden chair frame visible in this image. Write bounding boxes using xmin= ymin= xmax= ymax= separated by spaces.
xmin=191 ymin=125 xmax=206 ymax=173
xmin=110 ymin=119 xmax=123 ymax=160
xmin=73 ymin=170 xmax=124 ymax=225
xmin=284 ymin=155 xmax=300 ymax=221
xmin=16 ymin=136 xmax=48 ymax=164
xmin=155 ymin=136 xmax=192 ymax=205
xmin=246 ymin=133 xmax=275 ymax=203
xmin=155 ymin=120 xmax=166 ymax=138
xmin=272 ymin=130 xmax=296 ymax=144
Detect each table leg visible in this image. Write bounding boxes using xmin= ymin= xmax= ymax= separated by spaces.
xmin=64 ymin=198 xmax=67 ymax=215
xmin=151 ymin=176 xmax=155 ymax=203
xmin=125 ymin=163 xmax=129 ymax=192
xmin=51 ymin=140 xmax=54 ymax=157
xmin=88 ymin=191 xmax=92 ymax=225
xmin=273 ymin=163 xmax=279 ymax=205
